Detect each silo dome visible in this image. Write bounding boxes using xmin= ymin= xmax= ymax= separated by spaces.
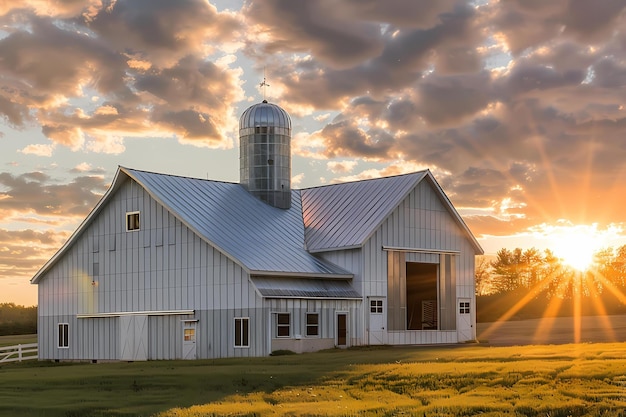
xmin=239 ymin=100 xmax=292 ymax=209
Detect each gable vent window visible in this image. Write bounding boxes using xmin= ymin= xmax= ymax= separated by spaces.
xmin=126 ymin=212 xmax=140 ymax=232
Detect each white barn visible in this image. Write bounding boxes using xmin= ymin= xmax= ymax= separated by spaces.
xmin=31 ymin=101 xmax=483 ymax=361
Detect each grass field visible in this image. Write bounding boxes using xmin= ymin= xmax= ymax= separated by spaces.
xmin=0 ymin=334 xmax=37 ymax=347
xmin=2 ymin=343 xmax=626 ymax=416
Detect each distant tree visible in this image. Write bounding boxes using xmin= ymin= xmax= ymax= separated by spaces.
xmin=474 ymin=256 xmax=492 ymax=295
xmin=0 ymin=303 xmax=37 ymax=335
xmin=490 ymin=248 xmax=524 ymax=292
xmin=598 ymin=245 xmax=626 ymax=288
xmin=520 ymin=248 xmax=543 ymax=288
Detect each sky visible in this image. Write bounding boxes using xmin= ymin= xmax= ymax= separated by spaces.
xmin=2 ymin=0 xmax=626 ymax=306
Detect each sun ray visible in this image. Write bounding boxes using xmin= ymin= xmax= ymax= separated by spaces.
xmin=480 ymin=275 xmax=555 ymax=341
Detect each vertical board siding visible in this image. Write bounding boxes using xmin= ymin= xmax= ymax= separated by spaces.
xmin=37 ymin=177 xmax=264 ymax=360
xmin=360 ymin=179 xmax=477 ymax=346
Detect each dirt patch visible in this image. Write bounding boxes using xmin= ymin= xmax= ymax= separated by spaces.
xmin=477 ymin=314 xmax=626 ymax=345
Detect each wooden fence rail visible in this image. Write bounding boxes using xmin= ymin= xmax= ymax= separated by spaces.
xmin=0 ymin=343 xmax=38 ymax=363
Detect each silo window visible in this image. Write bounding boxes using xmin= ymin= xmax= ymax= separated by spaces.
xmin=126 ymin=212 xmax=140 ymax=231
xmin=254 ymin=126 xmax=274 ymax=134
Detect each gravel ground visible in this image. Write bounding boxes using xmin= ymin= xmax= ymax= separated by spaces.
xmin=477 ymin=314 xmax=626 ymax=345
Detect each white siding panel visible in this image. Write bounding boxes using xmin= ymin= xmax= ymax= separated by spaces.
xmin=37 ymin=177 xmax=263 ymax=361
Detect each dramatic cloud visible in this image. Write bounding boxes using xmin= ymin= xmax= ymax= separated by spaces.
xmin=0 ymin=229 xmax=69 ymax=279
xmin=0 ymin=0 xmax=245 ymax=152
xmin=3 ymin=0 xmax=626 ymax=305
xmin=0 ymin=171 xmax=107 ymax=217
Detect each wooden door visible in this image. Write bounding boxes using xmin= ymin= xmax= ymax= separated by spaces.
xmin=336 ymin=313 xmax=348 ymax=347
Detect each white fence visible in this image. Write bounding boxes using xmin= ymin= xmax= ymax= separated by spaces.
xmin=0 ymin=343 xmax=38 ymax=363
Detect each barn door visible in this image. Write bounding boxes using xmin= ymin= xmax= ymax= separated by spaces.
xmin=119 ymin=315 xmax=148 ymax=361
xmin=182 ymin=321 xmax=197 ymax=360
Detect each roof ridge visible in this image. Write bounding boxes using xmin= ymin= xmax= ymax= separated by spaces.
xmin=121 ymin=166 xmax=238 ymax=185
xmin=301 ymin=170 xmax=429 ymax=191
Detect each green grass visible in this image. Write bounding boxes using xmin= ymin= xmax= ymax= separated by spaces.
xmin=0 ymin=333 xmax=36 ymax=347
xmin=3 ymin=343 xmax=626 ymax=416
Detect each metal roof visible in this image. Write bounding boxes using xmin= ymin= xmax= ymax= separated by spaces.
xmin=301 ymin=172 xmax=428 ymax=252
xmin=239 ymin=100 xmax=291 ymax=130
xmin=300 ymin=170 xmax=483 ymax=254
xmin=251 ymin=277 xmax=361 ymax=299
xmin=124 ymin=168 xmax=352 ymax=277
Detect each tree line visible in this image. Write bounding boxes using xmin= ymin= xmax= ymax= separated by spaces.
xmin=476 ymin=245 xmax=626 ymax=322
xmin=0 ymin=303 xmax=37 ymax=335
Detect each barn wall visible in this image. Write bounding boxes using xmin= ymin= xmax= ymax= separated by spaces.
xmin=266 ymin=298 xmax=361 ymax=353
xmin=37 ymin=177 xmax=264 ymax=360
xmin=361 ymin=179 xmax=477 ymax=344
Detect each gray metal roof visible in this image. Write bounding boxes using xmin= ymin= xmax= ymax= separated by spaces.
xmin=300 ymin=171 xmax=483 ymax=254
xmin=301 ymin=172 xmax=428 ymax=252
xmin=251 ymin=277 xmax=361 ymax=299
xmin=124 ymin=168 xmax=351 ymax=278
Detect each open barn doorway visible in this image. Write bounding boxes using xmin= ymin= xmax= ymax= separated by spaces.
xmin=406 ymin=262 xmax=438 ymax=330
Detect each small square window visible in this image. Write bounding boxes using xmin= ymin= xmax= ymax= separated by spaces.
xmin=58 ymin=323 xmax=69 ymax=348
xmin=459 ymin=302 xmax=470 ymax=314
xmin=277 ymin=313 xmax=290 ymax=338
xmin=126 ymin=212 xmax=140 ymax=231
xmin=184 ymin=328 xmax=195 ymax=342
xmin=235 ymin=317 xmax=249 ymax=347
xmin=370 ymin=300 xmax=383 ymax=314
xmin=306 ymin=313 xmax=319 ymax=337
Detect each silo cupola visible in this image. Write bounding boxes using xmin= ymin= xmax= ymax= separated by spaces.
xmin=239 ymin=100 xmax=292 ymax=209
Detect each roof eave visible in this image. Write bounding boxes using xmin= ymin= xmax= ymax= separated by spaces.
xmin=261 ymin=295 xmax=362 ymax=300
xmin=249 ymin=270 xmax=354 ymax=279
xmin=306 ymin=244 xmax=363 ymax=254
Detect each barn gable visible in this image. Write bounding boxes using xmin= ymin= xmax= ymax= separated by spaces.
xmin=300 ymin=170 xmax=482 ymax=255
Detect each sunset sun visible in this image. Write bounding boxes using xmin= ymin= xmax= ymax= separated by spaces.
xmin=548 ymin=226 xmax=606 ymax=272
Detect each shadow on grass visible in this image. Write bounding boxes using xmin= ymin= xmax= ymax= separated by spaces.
xmin=3 ymin=343 xmax=626 ymax=416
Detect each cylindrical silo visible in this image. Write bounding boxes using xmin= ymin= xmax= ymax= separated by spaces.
xmin=239 ymin=100 xmax=292 ymax=209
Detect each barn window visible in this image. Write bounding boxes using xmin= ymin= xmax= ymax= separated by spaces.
xmin=184 ymin=328 xmax=196 ymax=342
xmin=459 ymin=302 xmax=470 ymax=314
xmin=370 ymin=300 xmax=383 ymax=313
xmin=126 ymin=211 xmax=140 ymax=231
xmin=306 ymin=313 xmax=319 ymax=337
xmin=58 ymin=323 xmax=69 ymax=348
xmin=234 ymin=317 xmax=249 ymax=348
xmin=276 ymin=313 xmax=290 ymax=337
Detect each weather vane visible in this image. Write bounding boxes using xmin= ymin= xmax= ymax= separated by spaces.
xmin=259 ymin=67 xmax=270 ymax=101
